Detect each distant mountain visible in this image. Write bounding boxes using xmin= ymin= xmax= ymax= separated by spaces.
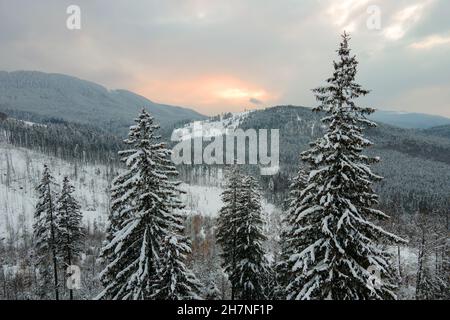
xmin=232 ymin=106 xmax=450 ymax=165
xmin=421 ymin=124 xmax=450 ymax=140
xmin=369 ymin=110 xmax=450 ymax=129
xmin=173 ymin=105 xmax=450 ymax=208
xmin=173 ymin=105 xmax=450 ymax=166
xmin=0 ymin=71 xmax=206 ymax=134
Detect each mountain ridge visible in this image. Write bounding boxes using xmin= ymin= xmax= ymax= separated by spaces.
xmin=0 ymin=70 xmax=206 ymax=135
xmin=369 ymin=109 xmax=450 ymax=129
xmin=171 ymin=105 xmax=450 ymax=205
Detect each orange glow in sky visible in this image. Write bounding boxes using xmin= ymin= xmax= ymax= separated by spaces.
xmin=133 ymin=75 xmax=275 ymax=115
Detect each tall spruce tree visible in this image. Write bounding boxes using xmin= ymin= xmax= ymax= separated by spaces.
xmin=216 ymin=166 xmax=243 ymax=300
xmin=414 ymin=207 xmax=448 ymax=300
xmin=275 ymin=166 xmax=309 ymax=299
xmin=56 ymin=176 xmax=84 ymax=300
xmin=98 ymin=109 xmax=190 ymax=300
xmin=287 ymin=32 xmax=406 ymax=300
xmin=33 ymin=164 xmax=60 ymax=300
xmin=232 ymin=175 xmax=271 ymax=300
xmin=152 ymin=233 xmax=202 ymax=300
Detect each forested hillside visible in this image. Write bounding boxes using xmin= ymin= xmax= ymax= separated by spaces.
xmin=172 ymin=105 xmax=450 ymax=211
xmin=422 ymin=124 xmax=450 ymax=140
xmin=0 ymin=103 xmax=448 ymax=300
xmin=0 ymin=71 xmax=206 ymax=135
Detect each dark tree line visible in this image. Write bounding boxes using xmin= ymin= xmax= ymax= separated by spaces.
xmin=0 ymin=114 xmax=123 ymax=164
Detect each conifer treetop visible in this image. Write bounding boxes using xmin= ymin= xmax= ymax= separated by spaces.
xmin=288 ymin=33 xmax=406 ymax=300
xmin=98 ymin=108 xmax=191 ymax=300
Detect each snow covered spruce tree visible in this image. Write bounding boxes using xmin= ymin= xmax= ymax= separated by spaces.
xmin=217 ymin=169 xmax=271 ymax=300
xmin=287 ymin=32 xmax=406 ymax=300
xmin=33 ymin=164 xmax=60 ymax=300
xmin=152 ymin=234 xmax=202 ymax=300
xmin=216 ymin=166 xmax=243 ymax=300
xmin=275 ymin=166 xmax=309 ymax=299
xmin=98 ymin=109 xmax=198 ymax=300
xmin=232 ymin=175 xmax=271 ymax=300
xmin=56 ymin=176 xmax=85 ymax=300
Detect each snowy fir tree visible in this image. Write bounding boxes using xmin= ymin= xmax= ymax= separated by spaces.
xmin=275 ymin=165 xmax=309 ymax=299
xmin=414 ymin=209 xmax=449 ymax=300
xmin=232 ymin=175 xmax=271 ymax=300
xmin=56 ymin=176 xmax=85 ymax=300
xmin=286 ymin=32 xmax=406 ymax=300
xmin=98 ymin=109 xmax=194 ymax=300
xmin=217 ymin=168 xmax=271 ymax=300
xmin=33 ymin=164 xmax=60 ymax=300
xmin=202 ymin=280 xmax=222 ymax=300
xmin=216 ymin=166 xmax=244 ymax=300
xmin=152 ymin=234 xmax=202 ymax=300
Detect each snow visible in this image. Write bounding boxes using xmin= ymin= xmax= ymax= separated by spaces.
xmin=179 ymin=184 xmax=224 ymax=217
xmin=388 ymin=245 xmax=419 ymax=299
xmin=172 ymin=111 xmax=254 ymax=141
xmin=0 ymin=141 xmax=428 ymax=300
xmin=19 ymin=120 xmax=47 ymax=128
xmin=179 ymin=183 xmax=279 ymax=220
xmin=0 ymin=142 xmax=109 ymax=240
xmin=0 ymin=142 xmax=279 ymax=241
xmin=260 ymin=165 xmax=280 ymax=176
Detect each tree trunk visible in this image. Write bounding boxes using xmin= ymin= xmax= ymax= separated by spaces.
xmin=415 ymin=228 xmax=425 ymax=300
xmin=68 ymin=245 xmax=73 ymax=300
xmin=231 ymin=183 xmax=237 ymax=301
xmin=48 ymin=184 xmax=59 ymax=300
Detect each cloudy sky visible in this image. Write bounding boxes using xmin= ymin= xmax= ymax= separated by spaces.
xmin=0 ymin=0 xmax=449 ymax=116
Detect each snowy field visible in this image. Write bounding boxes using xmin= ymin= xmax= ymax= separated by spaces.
xmin=172 ymin=111 xmax=253 ymax=141
xmin=0 ymin=143 xmax=110 ymax=241
xmin=0 ymin=142 xmax=280 ymax=241
xmin=180 ymin=183 xmax=279 ymax=219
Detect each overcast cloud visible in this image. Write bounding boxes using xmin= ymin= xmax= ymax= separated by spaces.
xmin=0 ymin=0 xmax=449 ymax=116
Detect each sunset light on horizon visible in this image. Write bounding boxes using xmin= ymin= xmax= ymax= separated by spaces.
xmin=133 ymin=74 xmax=277 ymax=115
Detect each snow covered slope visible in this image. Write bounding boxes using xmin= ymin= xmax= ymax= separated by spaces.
xmin=180 ymin=183 xmax=279 ymax=220
xmin=0 ymin=142 xmax=281 ymax=242
xmin=172 ymin=111 xmax=254 ymax=140
xmin=0 ymin=143 xmax=111 ymax=240
xmin=171 ymin=106 xmax=450 ymax=202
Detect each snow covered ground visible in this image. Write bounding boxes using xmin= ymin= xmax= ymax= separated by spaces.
xmin=172 ymin=111 xmax=253 ymax=141
xmin=180 ymin=184 xmax=224 ymax=217
xmin=180 ymin=183 xmax=280 ymax=219
xmin=0 ymin=142 xmax=280 ymax=241
xmin=0 ymin=143 xmax=110 ymax=240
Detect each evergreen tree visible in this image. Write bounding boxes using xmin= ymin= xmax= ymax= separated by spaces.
xmin=56 ymin=176 xmax=85 ymax=300
xmin=217 ymin=169 xmax=271 ymax=300
xmin=216 ymin=166 xmax=243 ymax=300
xmin=152 ymin=234 xmax=202 ymax=300
xmin=287 ymin=32 xmax=405 ymax=300
xmin=275 ymin=166 xmax=309 ymax=299
xmin=98 ymin=109 xmax=189 ymax=300
xmin=33 ymin=164 xmax=60 ymax=300
xmin=202 ymin=280 xmax=222 ymax=300
xmin=232 ymin=175 xmax=271 ymax=300
xmin=414 ymin=209 xmax=449 ymax=300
